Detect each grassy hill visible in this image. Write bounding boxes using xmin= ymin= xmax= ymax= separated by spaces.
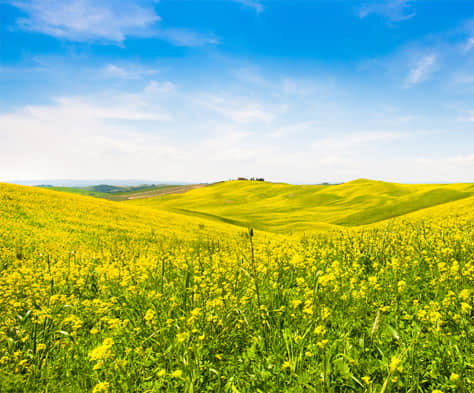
xmin=0 ymin=183 xmax=246 ymax=254
xmin=127 ymin=179 xmax=474 ymax=233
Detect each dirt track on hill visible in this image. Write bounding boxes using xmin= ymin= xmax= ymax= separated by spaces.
xmin=126 ymin=184 xmax=209 ymax=200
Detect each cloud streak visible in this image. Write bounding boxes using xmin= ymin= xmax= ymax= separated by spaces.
xmin=231 ymin=0 xmax=264 ymax=13
xmin=8 ymin=0 xmax=160 ymax=43
xmin=358 ymin=0 xmax=416 ymax=22
xmin=104 ymin=64 xmax=160 ymax=79
xmin=6 ymin=0 xmax=218 ymax=46
xmin=404 ymin=54 xmax=437 ymax=87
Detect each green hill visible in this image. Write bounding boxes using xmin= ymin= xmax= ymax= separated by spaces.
xmin=127 ymin=179 xmax=474 ymax=233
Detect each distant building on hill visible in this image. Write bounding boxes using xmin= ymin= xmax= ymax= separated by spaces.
xmin=237 ymin=177 xmax=265 ymax=181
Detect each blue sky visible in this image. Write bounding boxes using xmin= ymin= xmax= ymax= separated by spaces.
xmin=1 ymin=0 xmax=473 ymax=183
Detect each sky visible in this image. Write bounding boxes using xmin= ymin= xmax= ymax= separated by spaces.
xmin=0 ymin=0 xmax=473 ymax=184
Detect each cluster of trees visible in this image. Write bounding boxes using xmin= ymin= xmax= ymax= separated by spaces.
xmin=237 ymin=177 xmax=265 ymax=181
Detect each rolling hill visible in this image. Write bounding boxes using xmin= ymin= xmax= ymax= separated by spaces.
xmin=127 ymin=179 xmax=474 ymax=233
xmin=39 ymin=183 xmax=209 ymax=201
xmin=0 ymin=182 xmax=246 ymax=255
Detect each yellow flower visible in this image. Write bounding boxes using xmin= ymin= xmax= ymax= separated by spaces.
xmin=88 ymin=338 xmax=114 ymax=361
xmin=390 ymin=355 xmax=401 ymax=372
xmin=171 ymin=369 xmax=183 ymax=378
xmin=92 ymin=381 xmax=110 ymax=393
xmin=397 ymin=280 xmax=406 ymax=293
xmin=291 ymin=299 xmax=302 ymax=309
xmin=314 ymin=325 xmax=326 ymax=336
xmin=144 ymin=309 xmax=155 ymax=322
xmin=316 ymin=339 xmax=328 ymax=348
xmin=459 ymin=289 xmax=469 ymax=301
xmin=177 ymin=332 xmax=189 ymax=343
xmin=460 ymin=302 xmax=471 ymax=314
xmin=282 ymin=361 xmax=291 ymax=369
xmin=449 ymin=373 xmax=460 ymax=383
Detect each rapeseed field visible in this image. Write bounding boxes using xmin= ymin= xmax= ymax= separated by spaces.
xmin=0 ymin=182 xmax=472 ymax=392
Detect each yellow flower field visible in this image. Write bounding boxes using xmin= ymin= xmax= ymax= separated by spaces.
xmin=0 ymin=182 xmax=472 ymax=392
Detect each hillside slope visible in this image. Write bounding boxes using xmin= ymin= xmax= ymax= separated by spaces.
xmin=0 ymin=183 xmax=246 ymax=255
xmin=42 ymin=183 xmax=208 ymax=201
xmin=127 ymin=179 xmax=474 ymax=233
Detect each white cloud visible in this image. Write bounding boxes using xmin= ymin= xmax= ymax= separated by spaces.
xmin=404 ymin=54 xmax=437 ymax=87
xmin=16 ymin=92 xmax=170 ymax=124
xmin=8 ymin=0 xmax=160 ymax=43
xmin=144 ymin=80 xmax=176 ymax=94
xmin=464 ymin=37 xmax=474 ymax=52
xmin=232 ymin=0 xmax=264 ymax=13
xmin=358 ymin=0 xmax=416 ymax=22
xmin=7 ymin=0 xmax=218 ymax=46
xmin=0 ymin=84 xmax=182 ymax=181
xmin=452 ymin=72 xmax=474 ymax=85
xmin=414 ymin=154 xmax=474 ymax=181
xmin=104 ymin=64 xmax=160 ymax=79
xmin=311 ymin=131 xmax=406 ymax=152
xmin=195 ymin=94 xmax=277 ymax=123
xmin=457 ymin=110 xmax=474 ymax=122
xmin=156 ymin=28 xmax=219 ymax=47
xmin=270 ymin=121 xmax=322 ymax=138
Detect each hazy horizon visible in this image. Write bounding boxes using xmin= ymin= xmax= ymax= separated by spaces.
xmin=4 ymin=177 xmax=474 ymax=188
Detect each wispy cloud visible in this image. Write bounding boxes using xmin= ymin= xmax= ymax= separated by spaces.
xmin=358 ymin=0 xmax=416 ymax=22
xmin=6 ymin=0 xmax=218 ymax=47
xmin=196 ymin=93 xmax=276 ymax=123
xmin=7 ymin=0 xmax=160 ymax=43
xmin=311 ymin=131 xmax=406 ymax=153
xmin=404 ymin=54 xmax=437 ymax=87
xmin=458 ymin=110 xmax=474 ymax=122
xmin=451 ymin=72 xmax=474 ymax=85
xmin=232 ymin=0 xmax=264 ymax=13
xmin=156 ymin=28 xmax=219 ymax=47
xmin=464 ymin=37 xmax=474 ymax=52
xmin=104 ymin=64 xmax=160 ymax=79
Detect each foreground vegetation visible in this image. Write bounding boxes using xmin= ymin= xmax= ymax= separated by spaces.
xmin=0 ymin=182 xmax=472 ymax=392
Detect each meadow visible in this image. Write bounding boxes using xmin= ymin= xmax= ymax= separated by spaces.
xmin=0 ymin=181 xmax=472 ymax=392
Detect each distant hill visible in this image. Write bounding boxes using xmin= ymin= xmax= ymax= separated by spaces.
xmin=127 ymin=179 xmax=474 ymax=233
xmin=38 ymin=183 xmax=208 ymax=201
xmin=8 ymin=179 xmax=191 ymax=187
